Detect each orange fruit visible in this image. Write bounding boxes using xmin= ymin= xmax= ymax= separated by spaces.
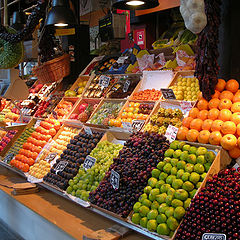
xmin=225 ymin=79 xmax=239 ymax=93
xmin=219 ymin=91 xmax=234 ymax=101
xmin=208 ymin=98 xmax=220 ymax=109
xmin=230 ymin=112 xmax=240 ymax=125
xmin=198 ymin=92 xmax=203 ymax=100
xmin=189 ymin=108 xmax=200 ymax=119
xmin=177 ymin=126 xmax=188 ymax=140
xmin=231 ymin=102 xmax=240 ymax=113
xmin=236 ymin=124 xmax=240 ymax=136
xmin=221 ymin=121 xmax=236 ymax=135
xmin=182 ymin=117 xmax=193 ymax=128
xmin=209 ymin=131 xmax=222 ymax=145
xmin=186 ymin=129 xmax=199 ymax=142
xmin=215 ymin=79 xmax=226 ymax=92
xmin=198 ymin=130 xmax=210 ymax=144
xmin=202 ymin=119 xmax=213 ymax=131
xmin=238 ymin=137 xmax=240 ymax=148
xmin=190 ymin=119 xmax=203 ymax=131
xmin=197 ymin=110 xmax=208 ymax=121
xmin=208 ymin=109 xmax=219 ymax=120
xmin=211 ymin=90 xmax=220 ymax=99
xmin=233 ymin=93 xmax=240 ymax=103
xmin=211 ymin=120 xmax=224 ymax=132
xmin=218 ymin=99 xmax=232 ymax=110
xmin=218 ymin=109 xmax=232 ymax=122
xmin=229 ymin=147 xmax=240 ymax=159
xmin=197 ymin=99 xmax=208 ymax=110
xmin=220 ymin=134 xmax=237 ymax=150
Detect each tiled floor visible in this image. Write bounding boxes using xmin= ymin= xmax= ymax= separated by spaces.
xmin=0 ymin=220 xmax=23 ymax=240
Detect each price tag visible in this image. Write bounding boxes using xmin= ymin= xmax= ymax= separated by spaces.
xmin=117 ymin=56 xmax=128 ymax=64
xmin=122 ymin=122 xmax=132 ymax=132
xmin=99 ymin=75 xmax=111 ymax=88
xmin=84 ymin=126 xmax=93 ymax=135
xmin=3 ymin=153 xmax=14 ymax=163
xmin=34 ymin=120 xmax=41 ymax=128
xmin=165 ymin=125 xmax=178 ymax=142
xmin=180 ymin=101 xmax=193 ymax=112
xmin=27 ymin=174 xmax=43 ymax=184
xmin=110 ymin=170 xmax=120 ymax=190
xmin=83 ymin=156 xmax=96 ymax=171
xmin=132 ymin=120 xmax=145 ymax=132
xmin=54 ymin=161 xmax=68 ymax=174
xmin=161 ymin=88 xmax=176 ymax=100
xmin=123 ymin=80 xmax=131 ymax=93
xmin=202 ymin=233 xmax=226 ymax=240
xmin=45 ymin=152 xmax=58 ymax=163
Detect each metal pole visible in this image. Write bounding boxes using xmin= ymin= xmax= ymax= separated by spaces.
xmin=3 ymin=0 xmax=7 ymax=26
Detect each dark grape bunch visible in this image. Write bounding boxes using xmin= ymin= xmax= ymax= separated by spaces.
xmin=0 ymin=1 xmax=46 ymax=43
xmin=89 ymin=132 xmax=170 ymax=218
xmin=175 ymin=168 xmax=240 ymax=240
xmin=43 ymin=132 xmax=103 ymax=190
xmin=194 ymin=0 xmax=222 ymax=101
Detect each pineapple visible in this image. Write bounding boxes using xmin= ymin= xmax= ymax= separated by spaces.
xmin=78 ymin=104 xmax=92 ymax=123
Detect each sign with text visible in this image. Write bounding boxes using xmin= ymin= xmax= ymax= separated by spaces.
xmin=180 ymin=101 xmax=193 ymax=112
xmin=45 ymin=152 xmax=58 ymax=163
xmin=110 ymin=170 xmax=120 ymax=190
xmin=202 ymin=233 xmax=226 ymax=240
xmin=99 ymin=75 xmax=111 ymax=88
xmin=165 ymin=125 xmax=178 ymax=142
xmin=122 ymin=121 xmax=132 ymax=132
xmin=34 ymin=120 xmax=41 ymax=128
xmin=83 ymin=156 xmax=96 ymax=171
xmin=54 ymin=161 xmax=68 ymax=174
xmin=3 ymin=153 xmax=14 ymax=163
xmin=161 ymin=88 xmax=176 ymax=100
xmin=84 ymin=126 xmax=93 ymax=136
xmin=123 ymin=80 xmax=131 ymax=93
xmin=132 ymin=120 xmax=145 ymax=132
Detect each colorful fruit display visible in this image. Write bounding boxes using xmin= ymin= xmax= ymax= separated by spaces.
xmin=0 ymin=130 xmax=18 ymax=153
xmin=10 ymin=119 xmax=60 ymax=172
xmin=132 ymin=89 xmax=162 ymax=101
xmin=169 ymin=76 xmax=200 ymax=101
xmin=65 ymin=79 xmax=88 ymax=97
xmin=53 ymin=100 xmax=76 ymax=119
xmin=131 ymin=141 xmax=216 ymax=237
xmin=28 ymin=160 xmax=51 ymax=179
xmin=178 ymin=79 xmax=240 ymax=158
xmin=6 ymin=127 xmax=35 ymax=161
xmin=43 ymin=131 xmax=103 ymax=190
xmin=175 ymin=168 xmax=240 ymax=239
xmin=144 ymin=108 xmax=183 ymax=134
xmin=66 ymin=140 xmax=123 ymax=201
xmin=89 ymin=132 xmax=170 ymax=218
xmin=88 ymin=101 xmax=124 ymax=126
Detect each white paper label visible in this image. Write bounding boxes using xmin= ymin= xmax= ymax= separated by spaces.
xmin=110 ymin=170 xmax=120 ymax=190
xmin=83 ymin=156 xmax=96 ymax=171
xmin=34 ymin=120 xmax=41 ymax=128
xmin=45 ymin=152 xmax=58 ymax=163
xmin=117 ymin=56 xmax=128 ymax=64
xmin=27 ymin=174 xmax=43 ymax=184
xmin=122 ymin=122 xmax=132 ymax=132
xmin=84 ymin=126 xmax=93 ymax=135
xmin=3 ymin=153 xmax=14 ymax=163
xmin=180 ymin=101 xmax=193 ymax=112
xmin=165 ymin=125 xmax=178 ymax=142
xmin=132 ymin=120 xmax=145 ymax=132
xmin=54 ymin=161 xmax=68 ymax=174
xmin=202 ymin=233 xmax=226 ymax=240
xmin=123 ymin=80 xmax=131 ymax=93
xmin=99 ymin=75 xmax=111 ymax=88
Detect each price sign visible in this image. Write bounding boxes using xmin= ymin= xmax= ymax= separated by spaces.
xmin=83 ymin=156 xmax=96 ymax=171
xmin=3 ymin=153 xmax=14 ymax=163
xmin=110 ymin=170 xmax=120 ymax=190
xmin=202 ymin=233 xmax=226 ymax=240
xmin=99 ymin=76 xmax=111 ymax=88
xmin=123 ymin=80 xmax=131 ymax=93
xmin=54 ymin=161 xmax=68 ymax=174
xmin=165 ymin=125 xmax=179 ymax=142
xmin=161 ymin=88 xmax=176 ymax=100
xmin=117 ymin=56 xmax=128 ymax=64
xmin=45 ymin=152 xmax=58 ymax=163
xmin=122 ymin=121 xmax=132 ymax=132
xmin=34 ymin=120 xmax=41 ymax=128
xmin=180 ymin=101 xmax=193 ymax=112
xmin=84 ymin=126 xmax=93 ymax=135
xmin=27 ymin=175 xmax=43 ymax=183
xmin=132 ymin=120 xmax=145 ymax=132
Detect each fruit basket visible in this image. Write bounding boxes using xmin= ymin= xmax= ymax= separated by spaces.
xmin=127 ymin=141 xmax=231 ymax=240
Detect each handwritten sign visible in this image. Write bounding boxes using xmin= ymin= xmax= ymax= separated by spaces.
xmin=45 ymin=152 xmax=58 ymax=163
xmin=161 ymin=88 xmax=176 ymax=100
xmin=132 ymin=120 xmax=145 ymax=132
xmin=34 ymin=120 xmax=41 ymax=128
xmin=123 ymin=80 xmax=131 ymax=93
xmin=180 ymin=101 xmax=193 ymax=112
xmin=110 ymin=170 xmax=120 ymax=190
xmin=122 ymin=121 xmax=132 ymax=132
xmin=54 ymin=161 xmax=68 ymax=174
xmin=83 ymin=156 xmax=96 ymax=171
xmin=202 ymin=233 xmax=226 ymax=240
xmin=165 ymin=125 xmax=178 ymax=142
xmin=99 ymin=75 xmax=111 ymax=88
xmin=3 ymin=153 xmax=14 ymax=163
xmin=84 ymin=126 xmax=93 ymax=135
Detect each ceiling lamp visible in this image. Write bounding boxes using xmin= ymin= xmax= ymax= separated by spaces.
xmin=45 ymin=0 xmax=77 ymax=27
xmin=112 ymin=0 xmax=159 ymax=10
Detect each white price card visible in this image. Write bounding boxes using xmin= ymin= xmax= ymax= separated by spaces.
xmin=132 ymin=120 xmax=145 ymax=132
xmin=54 ymin=161 xmax=68 ymax=174
xmin=3 ymin=153 xmax=14 ymax=163
xmin=83 ymin=156 xmax=96 ymax=171
xmin=34 ymin=120 xmax=41 ymax=128
xmin=45 ymin=152 xmax=58 ymax=163
xmin=99 ymin=75 xmax=111 ymax=87
xmin=110 ymin=170 xmax=120 ymax=190
xmin=180 ymin=101 xmax=193 ymax=112
xmin=202 ymin=233 xmax=226 ymax=240
xmin=122 ymin=121 xmax=132 ymax=132
xmin=123 ymin=80 xmax=131 ymax=93
xmin=165 ymin=125 xmax=179 ymax=142
xmin=84 ymin=126 xmax=93 ymax=135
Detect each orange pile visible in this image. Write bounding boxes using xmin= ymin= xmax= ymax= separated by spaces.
xmin=10 ymin=119 xmax=60 ymax=172
xmin=54 ymin=100 xmax=74 ymax=119
xmin=132 ymin=89 xmax=161 ymax=101
xmin=177 ymin=79 xmax=240 ymax=158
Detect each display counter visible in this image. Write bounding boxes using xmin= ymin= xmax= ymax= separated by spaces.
xmin=0 ymin=167 xmax=150 ymax=240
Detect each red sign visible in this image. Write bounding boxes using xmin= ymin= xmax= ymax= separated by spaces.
xmin=134 ymin=29 xmax=146 ymax=49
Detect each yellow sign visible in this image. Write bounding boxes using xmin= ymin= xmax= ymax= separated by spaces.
xmin=55 ymin=28 xmax=75 ymax=36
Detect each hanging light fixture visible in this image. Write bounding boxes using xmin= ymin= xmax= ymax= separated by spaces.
xmin=45 ymin=0 xmax=77 ymax=27
xmin=112 ymin=0 xmax=159 ymax=10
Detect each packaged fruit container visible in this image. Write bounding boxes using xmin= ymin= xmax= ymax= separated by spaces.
xmin=127 ymin=140 xmax=231 ymax=240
